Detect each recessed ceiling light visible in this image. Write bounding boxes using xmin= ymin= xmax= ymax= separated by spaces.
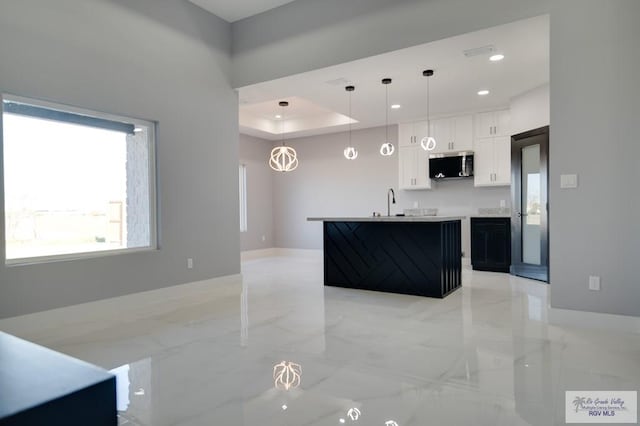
xmin=489 ymin=54 xmax=505 ymax=62
xmin=275 ymin=114 xmax=282 ymax=119
xmin=477 ymin=90 xmax=490 ymax=96
xmin=391 ymin=104 xmax=401 ymax=109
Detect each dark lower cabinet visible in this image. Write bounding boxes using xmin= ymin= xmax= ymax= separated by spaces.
xmin=471 ymin=217 xmax=511 ymax=273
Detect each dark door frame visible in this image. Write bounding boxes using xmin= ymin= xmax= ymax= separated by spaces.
xmin=510 ymin=126 xmax=549 ymax=282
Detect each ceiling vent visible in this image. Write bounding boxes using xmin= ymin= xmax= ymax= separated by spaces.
xmin=325 ymin=77 xmax=352 ymax=86
xmin=463 ymin=45 xmax=496 ymax=58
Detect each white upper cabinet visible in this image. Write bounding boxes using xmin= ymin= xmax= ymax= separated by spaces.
xmin=473 ymin=136 xmax=511 ymax=187
xmin=475 ymin=109 xmax=510 ymax=138
xmin=492 ymin=136 xmax=511 ymax=185
xmin=473 ymin=109 xmax=511 ymax=187
xmin=398 ymin=122 xmax=417 ymax=147
xmin=472 ymin=138 xmax=494 ymax=186
xmin=429 ymin=115 xmax=473 ymax=153
xmin=399 ymin=121 xmax=429 ymax=147
xmin=398 ymin=146 xmax=431 ymax=190
xmin=429 ymin=119 xmax=451 ymax=154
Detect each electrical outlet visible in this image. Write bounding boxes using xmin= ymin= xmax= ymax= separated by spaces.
xmin=187 ymin=258 xmax=193 ymax=269
xmin=588 ymin=275 xmax=600 ymax=291
xmin=261 ymin=235 xmax=266 ymax=242
xmin=500 ymin=200 xmax=506 ymax=208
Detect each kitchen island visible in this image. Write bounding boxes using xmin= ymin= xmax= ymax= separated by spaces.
xmin=307 ymin=216 xmax=463 ymax=298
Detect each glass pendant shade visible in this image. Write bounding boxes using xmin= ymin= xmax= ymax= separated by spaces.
xmin=380 ymin=78 xmax=395 ymax=157
xmin=380 ymin=142 xmax=395 ymax=156
xmin=421 ymin=69 xmax=437 ymax=152
xmin=343 ymin=85 xmax=358 ymax=160
xmin=344 ymin=146 xmax=358 ymax=160
xmin=269 ymin=145 xmax=298 ymax=172
xmin=421 ymin=136 xmax=436 ymax=151
xmin=269 ymin=100 xmax=298 ymax=172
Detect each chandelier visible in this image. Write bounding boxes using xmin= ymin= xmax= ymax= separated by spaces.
xmin=269 ymin=101 xmax=298 ymax=172
xmin=380 ymin=78 xmax=395 ymax=156
xmin=343 ymin=85 xmax=358 ymax=160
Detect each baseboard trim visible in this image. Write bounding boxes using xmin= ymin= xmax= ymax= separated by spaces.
xmin=0 ymin=273 xmax=243 ymax=335
xmin=548 ymin=307 xmax=640 ymax=334
xmin=241 ymin=248 xmax=322 ymax=262
xmin=240 ymin=248 xmax=278 ymax=261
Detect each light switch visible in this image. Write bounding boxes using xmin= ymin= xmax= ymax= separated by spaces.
xmin=560 ymin=174 xmax=578 ymax=189
xmin=589 ymin=276 xmax=600 ymax=291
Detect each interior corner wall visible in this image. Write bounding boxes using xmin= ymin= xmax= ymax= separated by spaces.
xmin=549 ymin=0 xmax=640 ymax=316
xmin=239 ymin=134 xmax=274 ymax=251
xmin=272 ymin=126 xmax=510 ymax=254
xmin=231 ymin=0 xmax=551 ymax=87
xmin=0 ymin=0 xmax=239 ymax=318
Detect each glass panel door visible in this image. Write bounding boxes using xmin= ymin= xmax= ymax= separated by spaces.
xmin=522 ymin=144 xmax=541 ymax=265
xmin=511 ymin=126 xmax=549 ymax=282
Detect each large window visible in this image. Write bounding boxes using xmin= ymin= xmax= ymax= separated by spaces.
xmin=1 ymin=95 xmax=157 ymax=263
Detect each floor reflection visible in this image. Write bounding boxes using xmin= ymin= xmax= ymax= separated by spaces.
xmin=3 ymin=256 xmax=638 ymax=425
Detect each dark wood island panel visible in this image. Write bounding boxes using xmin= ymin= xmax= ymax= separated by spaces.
xmin=322 ymin=220 xmax=462 ymax=298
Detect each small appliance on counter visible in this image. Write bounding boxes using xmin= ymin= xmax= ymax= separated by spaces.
xmin=429 ymin=152 xmax=473 ymax=180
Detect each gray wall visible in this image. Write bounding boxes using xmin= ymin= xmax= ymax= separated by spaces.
xmin=239 ymin=134 xmax=274 ymax=251
xmin=549 ymin=0 xmax=640 ymax=316
xmin=273 ymin=126 xmax=510 ymax=255
xmin=0 ymin=0 xmax=240 ymax=318
xmin=510 ymin=84 xmax=550 ymax=135
xmin=231 ymin=0 xmax=551 ymax=87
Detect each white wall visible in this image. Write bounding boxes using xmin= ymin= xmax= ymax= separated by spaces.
xmin=550 ymin=0 xmax=640 ymax=316
xmin=273 ymin=126 xmax=510 ymax=255
xmin=510 ymin=84 xmax=550 ymax=135
xmin=231 ymin=0 xmax=551 ymax=87
xmin=0 ymin=0 xmax=240 ymax=318
xmin=239 ymin=134 xmax=274 ymax=251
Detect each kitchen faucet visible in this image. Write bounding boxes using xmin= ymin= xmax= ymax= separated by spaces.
xmin=387 ymin=188 xmax=396 ymax=217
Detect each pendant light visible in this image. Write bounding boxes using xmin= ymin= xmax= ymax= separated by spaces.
xmin=420 ymin=69 xmax=437 ymax=151
xmin=379 ymin=78 xmax=395 ymax=156
xmin=269 ymin=101 xmax=298 ymax=172
xmin=343 ymin=85 xmax=358 ymax=160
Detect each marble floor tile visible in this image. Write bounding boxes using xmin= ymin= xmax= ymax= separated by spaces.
xmin=1 ymin=255 xmax=639 ymax=425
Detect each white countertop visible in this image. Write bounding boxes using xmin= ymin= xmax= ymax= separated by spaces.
xmin=307 ymin=216 xmax=465 ymax=222
xmin=470 ymin=214 xmax=511 ymax=218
